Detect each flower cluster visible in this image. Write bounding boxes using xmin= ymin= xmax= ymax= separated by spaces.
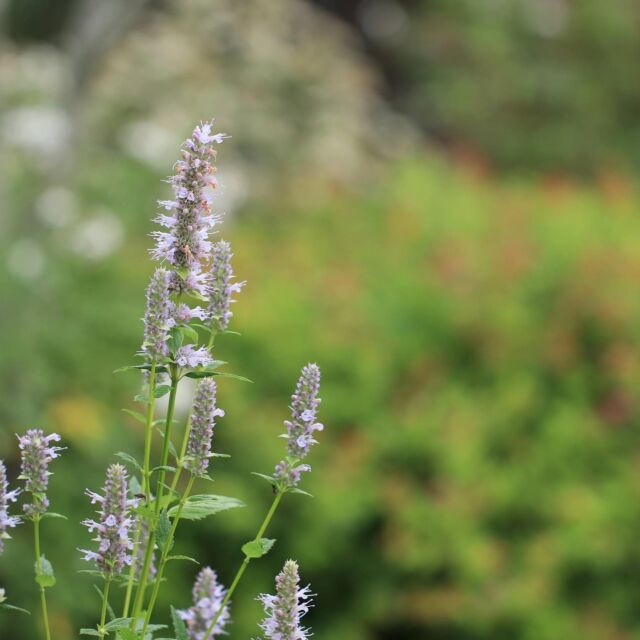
xmin=17 ymin=430 xmax=64 ymax=517
xmin=274 ymin=364 xmax=323 ymax=488
xmin=0 ymin=461 xmax=20 ymax=554
xmin=151 ymin=122 xmax=226 ymax=295
xmin=179 ymin=567 xmax=230 ymax=639
xmin=142 ymin=268 xmax=173 ymax=360
xmin=185 ymin=379 xmax=225 ymax=476
xmin=256 ymin=560 xmax=313 ymax=640
xmin=207 ymin=240 xmax=245 ymax=332
xmin=80 ymin=464 xmax=137 ymax=576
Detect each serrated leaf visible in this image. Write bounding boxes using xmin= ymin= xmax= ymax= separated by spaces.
xmin=122 ymin=409 xmax=147 ymax=424
xmin=167 ymin=327 xmax=184 ymax=354
xmin=41 ymin=512 xmax=68 ymax=520
xmin=179 ymin=325 xmax=199 ymax=343
xmin=242 ymin=538 xmax=276 ymax=559
xmin=116 ymin=452 xmax=143 ymax=471
xmin=167 ymin=555 xmax=199 ymax=565
xmin=154 ymin=385 xmax=172 ymax=398
xmin=35 ymin=555 xmax=56 ymax=588
xmin=168 ymin=495 xmax=245 ymax=521
xmin=156 ymin=510 xmax=172 ymax=553
xmin=80 ymin=629 xmax=101 ymax=637
xmin=106 ymin=617 xmax=134 ymax=630
xmin=171 ymin=606 xmax=189 ymax=640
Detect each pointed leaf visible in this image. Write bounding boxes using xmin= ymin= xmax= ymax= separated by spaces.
xmin=168 ymin=495 xmax=245 ymax=521
xmin=171 ymin=606 xmax=189 ymax=640
xmin=242 ymin=538 xmax=276 ymax=559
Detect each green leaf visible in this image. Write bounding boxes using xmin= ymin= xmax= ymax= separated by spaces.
xmin=167 ymin=555 xmax=199 ymax=565
xmin=211 ymin=371 xmax=253 ymax=383
xmin=122 ymin=409 xmax=147 ymax=424
xmin=116 ymin=452 xmax=143 ymax=471
xmin=105 ymin=617 xmax=134 ymax=630
xmin=168 ymin=495 xmax=245 ymax=521
xmin=114 ymin=364 xmax=168 ymax=374
xmin=154 ymin=385 xmax=172 ymax=398
xmin=35 ymin=555 xmax=56 ymax=588
xmin=167 ymin=327 xmax=184 ymax=354
xmin=287 ymin=487 xmax=314 ymax=497
xmin=41 ymin=512 xmax=68 ymax=520
xmin=156 ymin=510 xmax=172 ymax=553
xmin=116 ymin=630 xmax=139 ymax=640
xmin=0 ymin=603 xmax=31 ymax=615
xmin=152 ymin=465 xmax=176 ymax=473
xmin=80 ymin=629 xmax=101 ymax=637
xmin=171 ymin=606 xmax=189 ymax=640
xmin=179 ymin=325 xmax=199 ymax=343
xmin=242 ymin=538 xmax=276 ymax=559
xmin=134 ymin=394 xmax=148 ymax=403
xmin=251 ymin=472 xmax=277 ymax=486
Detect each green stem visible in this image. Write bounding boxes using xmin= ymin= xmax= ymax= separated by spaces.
xmin=143 ymin=362 xmax=157 ymax=503
xmin=121 ymin=518 xmax=142 ymax=618
xmin=130 ymin=363 xmax=180 ymax=627
xmin=202 ymin=490 xmax=284 ymax=640
xmin=33 ymin=516 xmax=52 ymax=640
xmin=140 ymin=474 xmax=195 ymax=637
xmin=97 ymin=578 xmax=112 ymax=639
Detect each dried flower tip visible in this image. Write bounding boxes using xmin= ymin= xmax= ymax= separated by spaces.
xmin=17 ymin=429 xmax=63 ymax=517
xmin=0 ymin=460 xmax=21 ymax=554
xmin=207 ymin=240 xmax=245 ymax=332
xmin=256 ymin=560 xmax=313 ymax=640
xmin=179 ymin=566 xmax=230 ymax=639
xmin=185 ymin=379 xmax=225 ymax=476
xmin=80 ymin=463 xmax=137 ymax=576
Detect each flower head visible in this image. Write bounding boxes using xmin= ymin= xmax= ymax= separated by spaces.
xmin=256 ymin=560 xmax=313 ymax=640
xmin=179 ymin=566 xmax=230 ymax=639
xmin=175 ymin=345 xmax=213 ymax=369
xmin=80 ymin=464 xmax=137 ymax=576
xmin=142 ymin=268 xmax=173 ymax=360
xmin=274 ymin=364 xmax=323 ymax=488
xmin=0 ymin=461 xmax=21 ymax=554
xmin=185 ymin=379 xmax=225 ymax=476
xmin=207 ymin=240 xmax=245 ymax=332
xmin=151 ymin=121 xmax=226 ymax=293
xmin=17 ymin=429 xmax=64 ymax=517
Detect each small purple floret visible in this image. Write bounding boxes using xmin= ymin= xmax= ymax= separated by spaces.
xmin=207 ymin=240 xmax=245 ymax=332
xmin=142 ymin=268 xmax=173 ymax=360
xmin=179 ymin=566 xmax=230 ymax=639
xmin=0 ymin=460 xmax=21 ymax=554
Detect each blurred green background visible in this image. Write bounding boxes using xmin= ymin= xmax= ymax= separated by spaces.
xmin=1 ymin=1 xmax=640 ymax=638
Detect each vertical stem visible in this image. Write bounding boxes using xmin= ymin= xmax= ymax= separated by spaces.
xmin=130 ymin=363 xmax=180 ymax=627
xmin=140 ymin=474 xmax=195 ymax=637
xmin=121 ymin=518 xmax=142 ymax=618
xmin=97 ymin=578 xmax=112 ymax=639
xmin=202 ymin=491 xmax=284 ymax=640
xmin=143 ymin=362 xmax=157 ymax=503
xmin=33 ymin=516 xmax=52 ymax=640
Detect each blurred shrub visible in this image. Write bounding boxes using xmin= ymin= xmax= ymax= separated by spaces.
xmin=3 ymin=156 xmax=640 ymax=640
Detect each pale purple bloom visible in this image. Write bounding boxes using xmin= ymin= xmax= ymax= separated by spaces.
xmin=172 ymin=302 xmax=207 ymax=326
xmin=256 ymin=560 xmax=313 ymax=640
xmin=80 ymin=464 xmax=137 ymax=576
xmin=185 ymin=379 xmax=225 ymax=476
xmin=142 ymin=268 xmax=172 ymax=360
xmin=175 ymin=345 xmax=213 ymax=369
xmin=0 ymin=460 xmax=21 ymax=554
xmin=17 ymin=429 xmax=64 ymax=517
xmin=179 ymin=566 xmax=230 ymax=639
xmin=151 ymin=121 xmax=225 ymax=292
xmin=274 ymin=364 xmax=323 ymax=488
xmin=207 ymin=240 xmax=245 ymax=332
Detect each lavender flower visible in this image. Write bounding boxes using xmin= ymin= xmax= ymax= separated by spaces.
xmin=80 ymin=464 xmax=137 ymax=576
xmin=142 ymin=268 xmax=173 ymax=360
xmin=151 ymin=122 xmax=226 ymax=293
xmin=185 ymin=379 xmax=225 ymax=476
xmin=256 ymin=560 xmax=313 ymax=640
xmin=17 ymin=430 xmax=64 ymax=517
xmin=207 ymin=240 xmax=245 ymax=332
xmin=175 ymin=345 xmax=213 ymax=369
xmin=0 ymin=461 xmax=21 ymax=554
xmin=179 ymin=567 xmax=230 ymax=639
xmin=274 ymin=364 xmax=323 ymax=488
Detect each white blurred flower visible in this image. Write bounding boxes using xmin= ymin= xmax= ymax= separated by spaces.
xmin=7 ymin=239 xmax=46 ymax=281
xmin=119 ymin=120 xmax=177 ymax=170
xmin=2 ymin=106 xmax=71 ymax=159
xmin=70 ymin=210 xmax=124 ymax=261
xmin=36 ymin=187 xmax=77 ymax=228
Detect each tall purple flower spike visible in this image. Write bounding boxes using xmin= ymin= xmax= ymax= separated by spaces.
xmin=185 ymin=379 xmax=225 ymax=476
xmin=274 ymin=364 xmax=323 ymax=488
xmin=207 ymin=240 xmax=245 ymax=332
xmin=17 ymin=429 xmax=64 ymax=517
xmin=0 ymin=460 xmax=21 ymax=554
xmin=80 ymin=464 xmax=137 ymax=576
xmin=179 ymin=567 xmax=230 ymax=639
xmin=256 ymin=560 xmax=313 ymax=640
xmin=151 ymin=122 xmax=227 ymax=295
xmin=142 ymin=268 xmax=173 ymax=360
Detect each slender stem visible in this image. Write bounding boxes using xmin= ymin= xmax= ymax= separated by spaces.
xmin=140 ymin=474 xmax=195 ymax=637
xmin=143 ymin=362 xmax=157 ymax=502
xmin=170 ymin=329 xmax=216 ymax=496
xmin=33 ymin=516 xmax=52 ymax=640
xmin=121 ymin=518 xmax=143 ymax=618
xmin=130 ymin=363 xmax=180 ymax=627
xmin=97 ymin=578 xmax=112 ymax=639
xmin=202 ymin=490 xmax=284 ymax=640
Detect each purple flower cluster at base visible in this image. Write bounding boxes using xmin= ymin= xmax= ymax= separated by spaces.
xmin=17 ymin=429 xmax=64 ymax=517
xmin=0 ymin=461 xmax=20 ymax=555
xmin=80 ymin=464 xmax=137 ymax=576
xmin=179 ymin=567 xmax=230 ymax=639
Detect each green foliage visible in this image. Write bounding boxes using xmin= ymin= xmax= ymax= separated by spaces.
xmin=168 ymin=495 xmax=245 ymax=521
